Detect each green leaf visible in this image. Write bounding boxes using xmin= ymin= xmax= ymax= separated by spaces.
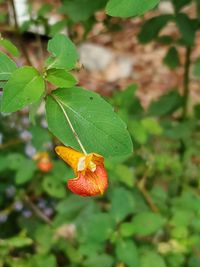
xmin=172 ymin=0 xmax=192 ymax=12
xmin=176 ymin=13 xmax=196 ymax=46
xmin=30 ymin=125 xmax=51 ymax=150
xmin=141 ymin=117 xmax=163 ymax=135
xmin=42 ymin=176 xmax=66 ymax=198
xmin=46 ymin=69 xmax=77 ymax=88
xmin=140 ymin=251 xmax=166 ymax=267
xmin=82 ymin=213 xmax=114 ymax=242
xmin=30 ymin=255 xmax=56 ymax=267
xmin=163 ymin=46 xmax=180 ymax=70
xmin=49 ymin=20 xmax=67 ymax=37
xmin=129 ymin=120 xmax=148 ymax=144
xmin=116 ymin=239 xmax=139 ymax=267
xmin=6 ymin=153 xmax=25 ymax=170
xmin=84 ymin=254 xmax=114 ymax=267
xmin=0 ymin=156 xmax=9 ymax=171
xmin=131 ymin=211 xmax=165 ymax=236
xmin=46 ymin=34 xmax=78 ymax=70
xmin=119 ymin=222 xmax=135 ymax=237
xmin=1 ymin=66 xmax=45 ymax=112
xmin=0 ymin=51 xmax=17 ymax=81
xmin=110 ymin=187 xmax=135 ymax=222
xmin=45 ymin=87 xmax=133 ymax=158
xmin=15 ymin=159 xmax=36 ymax=184
xmin=114 ymin=164 xmax=135 ymax=187
xmin=148 ymin=90 xmax=183 ymax=116
xmin=37 ymin=3 xmax=53 ymax=17
xmin=138 ymin=15 xmax=173 ymax=43
xmin=0 ymin=38 xmax=20 ymax=57
xmin=106 ymin=0 xmax=160 ymax=18
xmin=29 ymin=97 xmax=43 ymax=125
xmin=61 ymin=0 xmax=107 ymax=22
xmin=1 ymin=236 xmax=33 ymax=248
xmin=193 ymin=57 xmax=200 ymax=77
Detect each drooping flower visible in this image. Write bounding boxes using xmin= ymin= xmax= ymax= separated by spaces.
xmin=55 ymin=146 xmax=108 ymax=197
xmin=33 ymin=152 xmax=53 ymax=173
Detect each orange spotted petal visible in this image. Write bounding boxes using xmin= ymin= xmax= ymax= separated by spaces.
xmin=55 ymin=145 xmax=108 ymax=197
xmin=67 ymin=164 xmax=108 ymax=197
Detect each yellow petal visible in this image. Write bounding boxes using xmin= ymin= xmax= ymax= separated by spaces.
xmin=55 ymin=146 xmax=84 ymax=172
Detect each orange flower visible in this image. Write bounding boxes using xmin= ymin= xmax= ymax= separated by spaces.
xmin=33 ymin=152 xmax=53 ymax=173
xmin=55 ymin=146 xmax=108 ymax=197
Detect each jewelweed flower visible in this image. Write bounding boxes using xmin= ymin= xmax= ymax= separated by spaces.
xmin=55 ymin=146 xmax=108 ymax=197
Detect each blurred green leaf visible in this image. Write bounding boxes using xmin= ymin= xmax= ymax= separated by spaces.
xmin=61 ymin=0 xmax=107 ymax=22
xmin=29 ymin=255 xmax=56 ymax=267
xmin=30 ymin=125 xmax=51 ymax=150
xmin=114 ymin=164 xmax=135 ymax=187
xmin=82 ymin=213 xmax=114 ymax=242
xmin=106 ymin=0 xmax=160 ymax=18
xmin=6 ymin=153 xmax=25 ymax=170
xmin=140 ymin=251 xmax=166 ymax=267
xmin=110 ymin=187 xmax=135 ymax=222
xmin=0 ymin=51 xmax=17 ymax=81
xmin=172 ymin=0 xmax=192 ymax=12
xmin=131 ymin=211 xmax=166 ymax=236
xmin=0 ymin=39 xmax=20 ymax=57
xmin=141 ymin=117 xmax=163 ymax=135
xmin=163 ymin=46 xmax=180 ymax=70
xmin=42 ymin=176 xmax=66 ymax=198
xmin=148 ymin=90 xmax=183 ymax=116
xmin=116 ymin=239 xmax=139 ymax=267
xmin=0 ymin=236 xmax=33 ymax=248
xmin=37 ymin=3 xmax=53 ymax=17
xmin=193 ymin=57 xmax=200 ymax=77
xmin=84 ymin=253 xmax=114 ymax=267
xmin=15 ymin=159 xmax=36 ymax=184
xmin=119 ymin=222 xmax=135 ymax=237
xmin=129 ymin=120 xmax=148 ymax=144
xmin=139 ymin=15 xmax=172 ymax=43
xmin=176 ymin=13 xmax=196 ymax=46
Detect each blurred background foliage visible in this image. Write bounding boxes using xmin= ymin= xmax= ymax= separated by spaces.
xmin=1 ymin=0 xmax=200 ymax=266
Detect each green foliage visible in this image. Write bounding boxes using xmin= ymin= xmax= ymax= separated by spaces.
xmin=46 ymin=87 xmax=133 ymax=158
xmin=140 ymin=251 xmax=166 ymax=267
xmin=46 ymin=69 xmax=77 ymax=88
xmin=0 ymin=51 xmax=17 ymax=80
xmin=175 ymin=13 xmax=196 ymax=46
xmin=172 ymin=0 xmax=192 ymax=12
xmin=1 ymin=1 xmax=200 ymax=267
xmin=138 ymin=15 xmax=173 ymax=43
xmin=131 ymin=212 xmax=166 ymax=236
xmin=115 ymin=239 xmax=139 ymax=267
xmin=147 ymin=90 xmax=183 ymax=117
xmin=1 ymin=67 xmax=45 ymax=112
xmin=61 ymin=0 xmax=107 ymax=22
xmin=0 ymin=38 xmax=20 ymax=57
xmin=163 ymin=46 xmax=180 ymax=69
xmin=106 ymin=0 xmax=160 ymax=18
xmin=46 ymin=34 xmax=78 ymax=70
xmin=193 ymin=57 xmax=200 ymax=77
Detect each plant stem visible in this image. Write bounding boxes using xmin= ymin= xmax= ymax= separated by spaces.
xmin=9 ymin=0 xmax=32 ymax=65
xmin=137 ymin=176 xmax=159 ymax=213
xmin=182 ymin=46 xmax=191 ymax=120
xmin=179 ymin=46 xmax=192 ymax=160
xmin=24 ymin=195 xmax=52 ymax=226
xmin=52 ymin=95 xmax=87 ymax=155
